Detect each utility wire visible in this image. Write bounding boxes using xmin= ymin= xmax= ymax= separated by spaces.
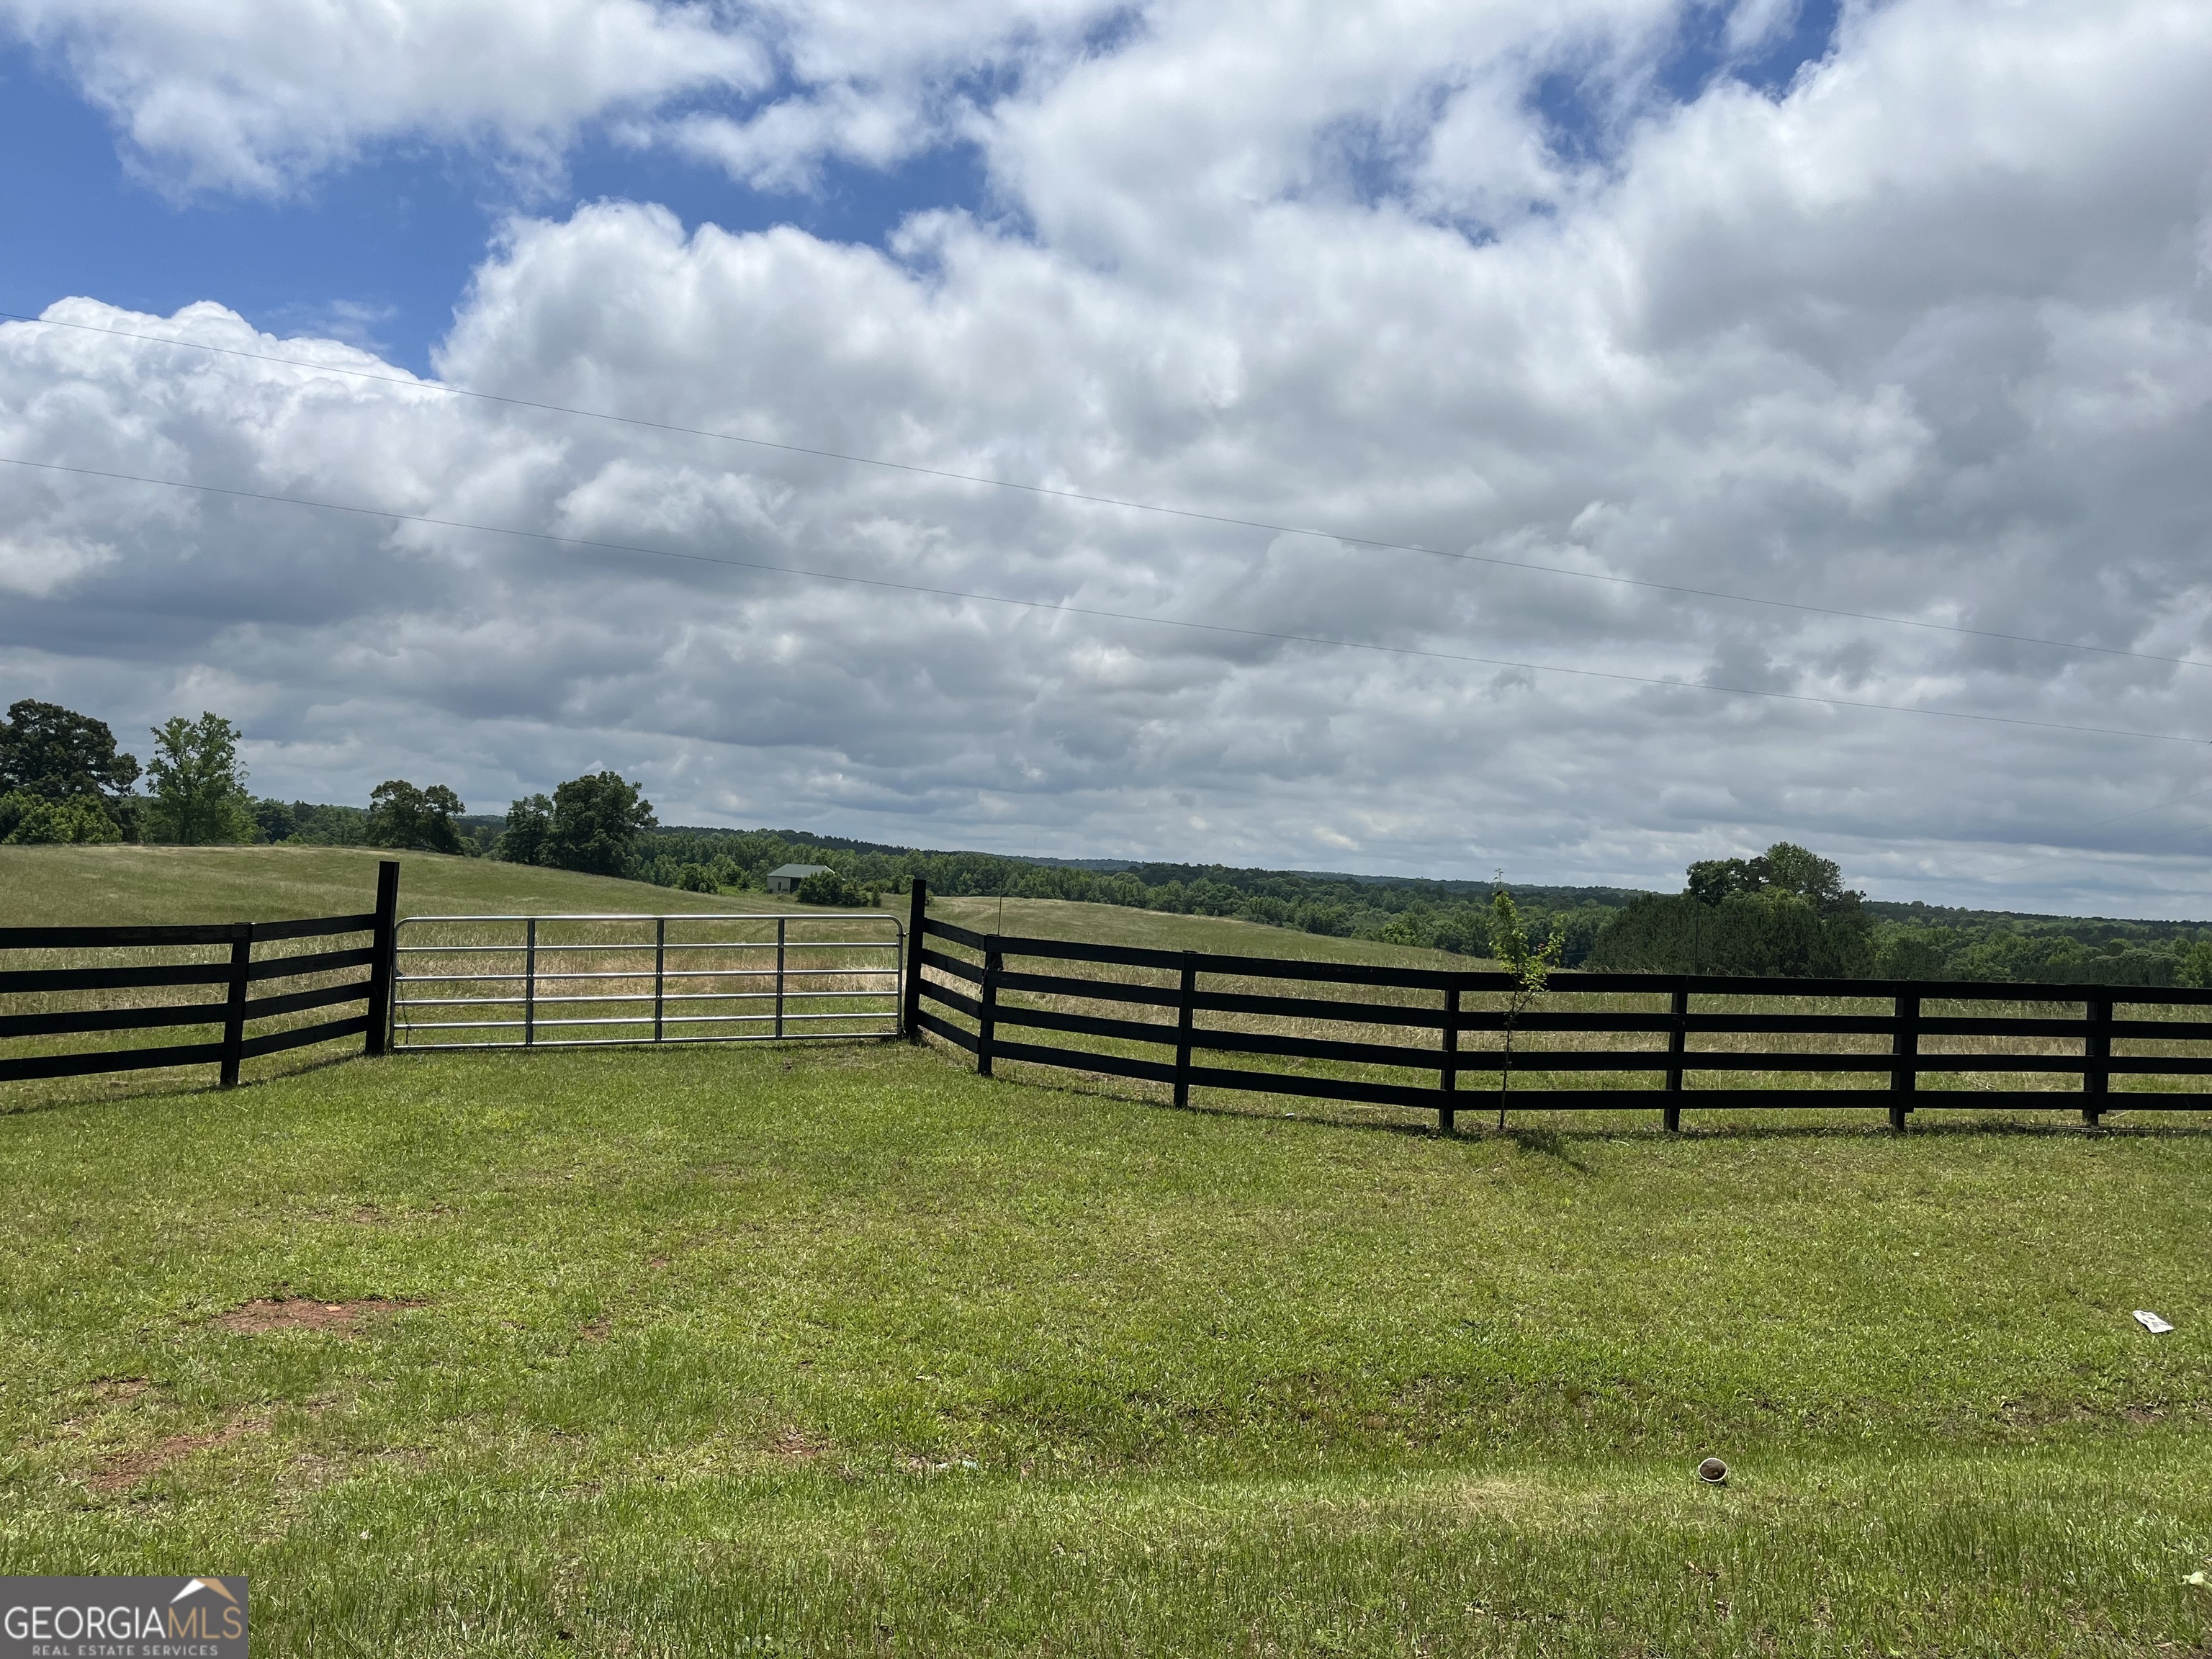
xmin=6 ymin=306 xmax=2208 ymax=674
xmin=4 ymin=451 xmax=2205 ymax=751
xmin=2064 ymin=782 xmax=2212 ymax=836
xmin=2103 ymin=817 xmax=2212 ymax=852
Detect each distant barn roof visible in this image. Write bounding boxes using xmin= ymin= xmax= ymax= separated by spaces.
xmin=767 ymin=863 xmax=834 ymax=879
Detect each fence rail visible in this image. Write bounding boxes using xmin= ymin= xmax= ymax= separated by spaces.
xmin=393 ymin=910 xmax=903 ymax=1049
xmin=902 ymin=881 xmax=2212 ymax=1130
xmin=0 ymin=860 xmax=400 ymax=1087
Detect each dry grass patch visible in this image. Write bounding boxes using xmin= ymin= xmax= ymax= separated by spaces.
xmin=768 ymin=1428 xmax=830 ymax=1462
xmin=87 ymin=1413 xmax=268 ymax=1494
xmin=215 ymin=1296 xmax=419 ymax=1334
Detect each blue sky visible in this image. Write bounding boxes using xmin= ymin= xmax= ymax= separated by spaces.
xmin=0 ymin=4 xmax=1838 ymax=371
xmin=0 ymin=38 xmax=999 ymax=372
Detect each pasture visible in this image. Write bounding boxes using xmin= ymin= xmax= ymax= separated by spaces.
xmin=2 ymin=848 xmax=2210 ymax=1654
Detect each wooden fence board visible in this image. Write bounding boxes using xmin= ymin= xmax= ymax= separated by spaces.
xmin=919 ymin=948 xmax=984 ymax=984
xmin=914 ymin=1008 xmax=980 ymax=1053
xmin=246 ymin=944 xmax=377 ymax=982
xmin=0 ymin=1001 xmax=225 ymax=1042
xmin=989 ymin=1003 xmax=1179 ymax=1048
xmin=909 ymin=896 xmax=2212 ymax=1130
xmin=0 ymin=923 xmax=247 ymax=949
xmin=253 ymin=912 xmax=377 ymax=943
xmin=0 ymin=961 xmax=233 ymax=996
xmin=239 ymin=1012 xmax=373 ymax=1061
xmin=246 ymin=978 xmax=376 ymax=1022
xmin=1177 ymin=1023 xmax=1445 ymax=1071
xmin=0 ymin=1041 xmax=228 ymax=1083
xmin=996 ymin=966 xmax=1181 ymax=1008
xmin=0 ymin=868 xmax=400 ymax=1091
xmin=991 ymin=1037 xmax=1178 ymax=1085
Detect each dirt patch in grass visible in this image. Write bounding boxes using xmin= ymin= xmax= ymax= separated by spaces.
xmin=89 ymin=1413 xmax=268 ymax=1494
xmin=770 ymin=1428 xmax=830 ymax=1461
xmin=90 ymin=1377 xmax=156 ymax=1405
xmin=216 ymin=1297 xmax=420 ymax=1334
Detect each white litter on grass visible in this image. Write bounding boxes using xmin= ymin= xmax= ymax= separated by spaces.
xmin=2134 ymin=1310 xmax=2175 ymax=1334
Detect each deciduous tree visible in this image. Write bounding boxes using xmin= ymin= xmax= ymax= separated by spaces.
xmin=367 ymin=780 xmax=466 ymax=854
xmin=0 ymin=698 xmax=140 ymax=801
xmin=144 ymin=713 xmax=254 ymax=845
xmin=544 ymin=772 xmax=655 ymax=875
xmin=497 ymin=794 xmax=553 ymax=865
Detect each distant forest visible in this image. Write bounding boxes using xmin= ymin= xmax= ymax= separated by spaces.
xmin=240 ymin=796 xmax=2212 ymax=988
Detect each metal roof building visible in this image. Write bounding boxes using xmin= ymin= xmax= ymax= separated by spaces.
xmin=765 ymin=863 xmax=834 ymax=894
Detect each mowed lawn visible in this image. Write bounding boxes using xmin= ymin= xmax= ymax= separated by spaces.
xmin=3 ymin=1038 xmax=2211 ymax=1655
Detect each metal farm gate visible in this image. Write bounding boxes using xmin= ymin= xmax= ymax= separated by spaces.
xmin=392 ymin=911 xmax=903 ymax=1050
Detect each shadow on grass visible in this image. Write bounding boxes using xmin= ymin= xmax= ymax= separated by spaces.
xmin=1498 ymin=1122 xmax=1599 ymax=1171
xmin=0 ymin=1047 xmax=365 ymax=1118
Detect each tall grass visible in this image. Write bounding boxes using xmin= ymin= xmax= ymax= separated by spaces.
xmin=392 ymin=913 xmax=904 ymax=1049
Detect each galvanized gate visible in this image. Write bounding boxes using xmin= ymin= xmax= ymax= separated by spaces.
xmin=392 ymin=911 xmax=903 ymax=1050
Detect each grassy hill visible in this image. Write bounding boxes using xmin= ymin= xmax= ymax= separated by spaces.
xmin=0 ymin=844 xmax=1484 ymax=969
xmin=1 ymin=1040 xmax=2208 ymax=1654
xmin=927 ymin=891 xmax=1495 ymax=968
xmin=0 ymin=843 xmax=819 ymax=928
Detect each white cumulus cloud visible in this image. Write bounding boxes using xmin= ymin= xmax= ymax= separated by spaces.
xmin=3 ymin=0 xmax=2212 ymax=914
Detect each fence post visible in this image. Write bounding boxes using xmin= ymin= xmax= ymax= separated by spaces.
xmin=523 ymin=917 xmax=537 ymax=1048
xmin=978 ymin=939 xmax=1002 ymax=1078
xmin=218 ymin=922 xmax=253 ymax=1087
xmin=1439 ymin=983 xmax=1460 ymax=1135
xmin=1663 ymin=983 xmax=1687 ymax=1133
xmin=1174 ymin=953 xmax=1197 ymax=1110
xmin=775 ymin=917 xmax=787 ymax=1040
xmin=654 ymin=917 xmax=666 ymax=1043
xmin=364 ymin=858 xmax=399 ymax=1058
xmin=1889 ymin=991 xmax=1920 ymax=1131
xmin=2084 ymin=994 xmax=2112 ymax=1127
xmin=904 ymin=878 xmax=928 ymax=1043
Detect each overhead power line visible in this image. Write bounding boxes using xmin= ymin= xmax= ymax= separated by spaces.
xmin=2065 ymin=782 xmax=2212 ymax=836
xmin=1 ymin=451 xmax=2203 ymax=752
xmin=4 ymin=307 xmax=2207 ymax=674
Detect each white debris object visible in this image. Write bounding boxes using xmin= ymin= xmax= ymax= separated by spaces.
xmin=2134 ymin=1310 xmax=2175 ymax=1334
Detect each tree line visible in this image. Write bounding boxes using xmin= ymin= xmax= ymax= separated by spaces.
xmin=1 ymin=702 xmax=258 ymax=847
xmin=0 ymin=699 xmax=634 ymax=868
xmin=12 ymin=696 xmax=2208 ymax=985
xmin=620 ymin=830 xmax=2212 ymax=986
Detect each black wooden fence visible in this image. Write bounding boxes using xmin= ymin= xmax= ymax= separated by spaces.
xmin=0 ymin=860 xmax=400 ymax=1088
xmin=899 ymin=879 xmax=2212 ymax=1129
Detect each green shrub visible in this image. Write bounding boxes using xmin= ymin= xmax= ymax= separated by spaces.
xmin=796 ymin=868 xmax=850 ymax=905
xmin=0 ymin=791 xmax=123 ymax=845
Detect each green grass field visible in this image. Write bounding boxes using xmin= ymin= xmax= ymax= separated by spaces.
xmin=4 ymin=849 xmax=2212 ymax=1653
xmin=0 ymin=843 xmax=830 ymax=927
xmin=930 ymin=891 xmax=1490 ymax=969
